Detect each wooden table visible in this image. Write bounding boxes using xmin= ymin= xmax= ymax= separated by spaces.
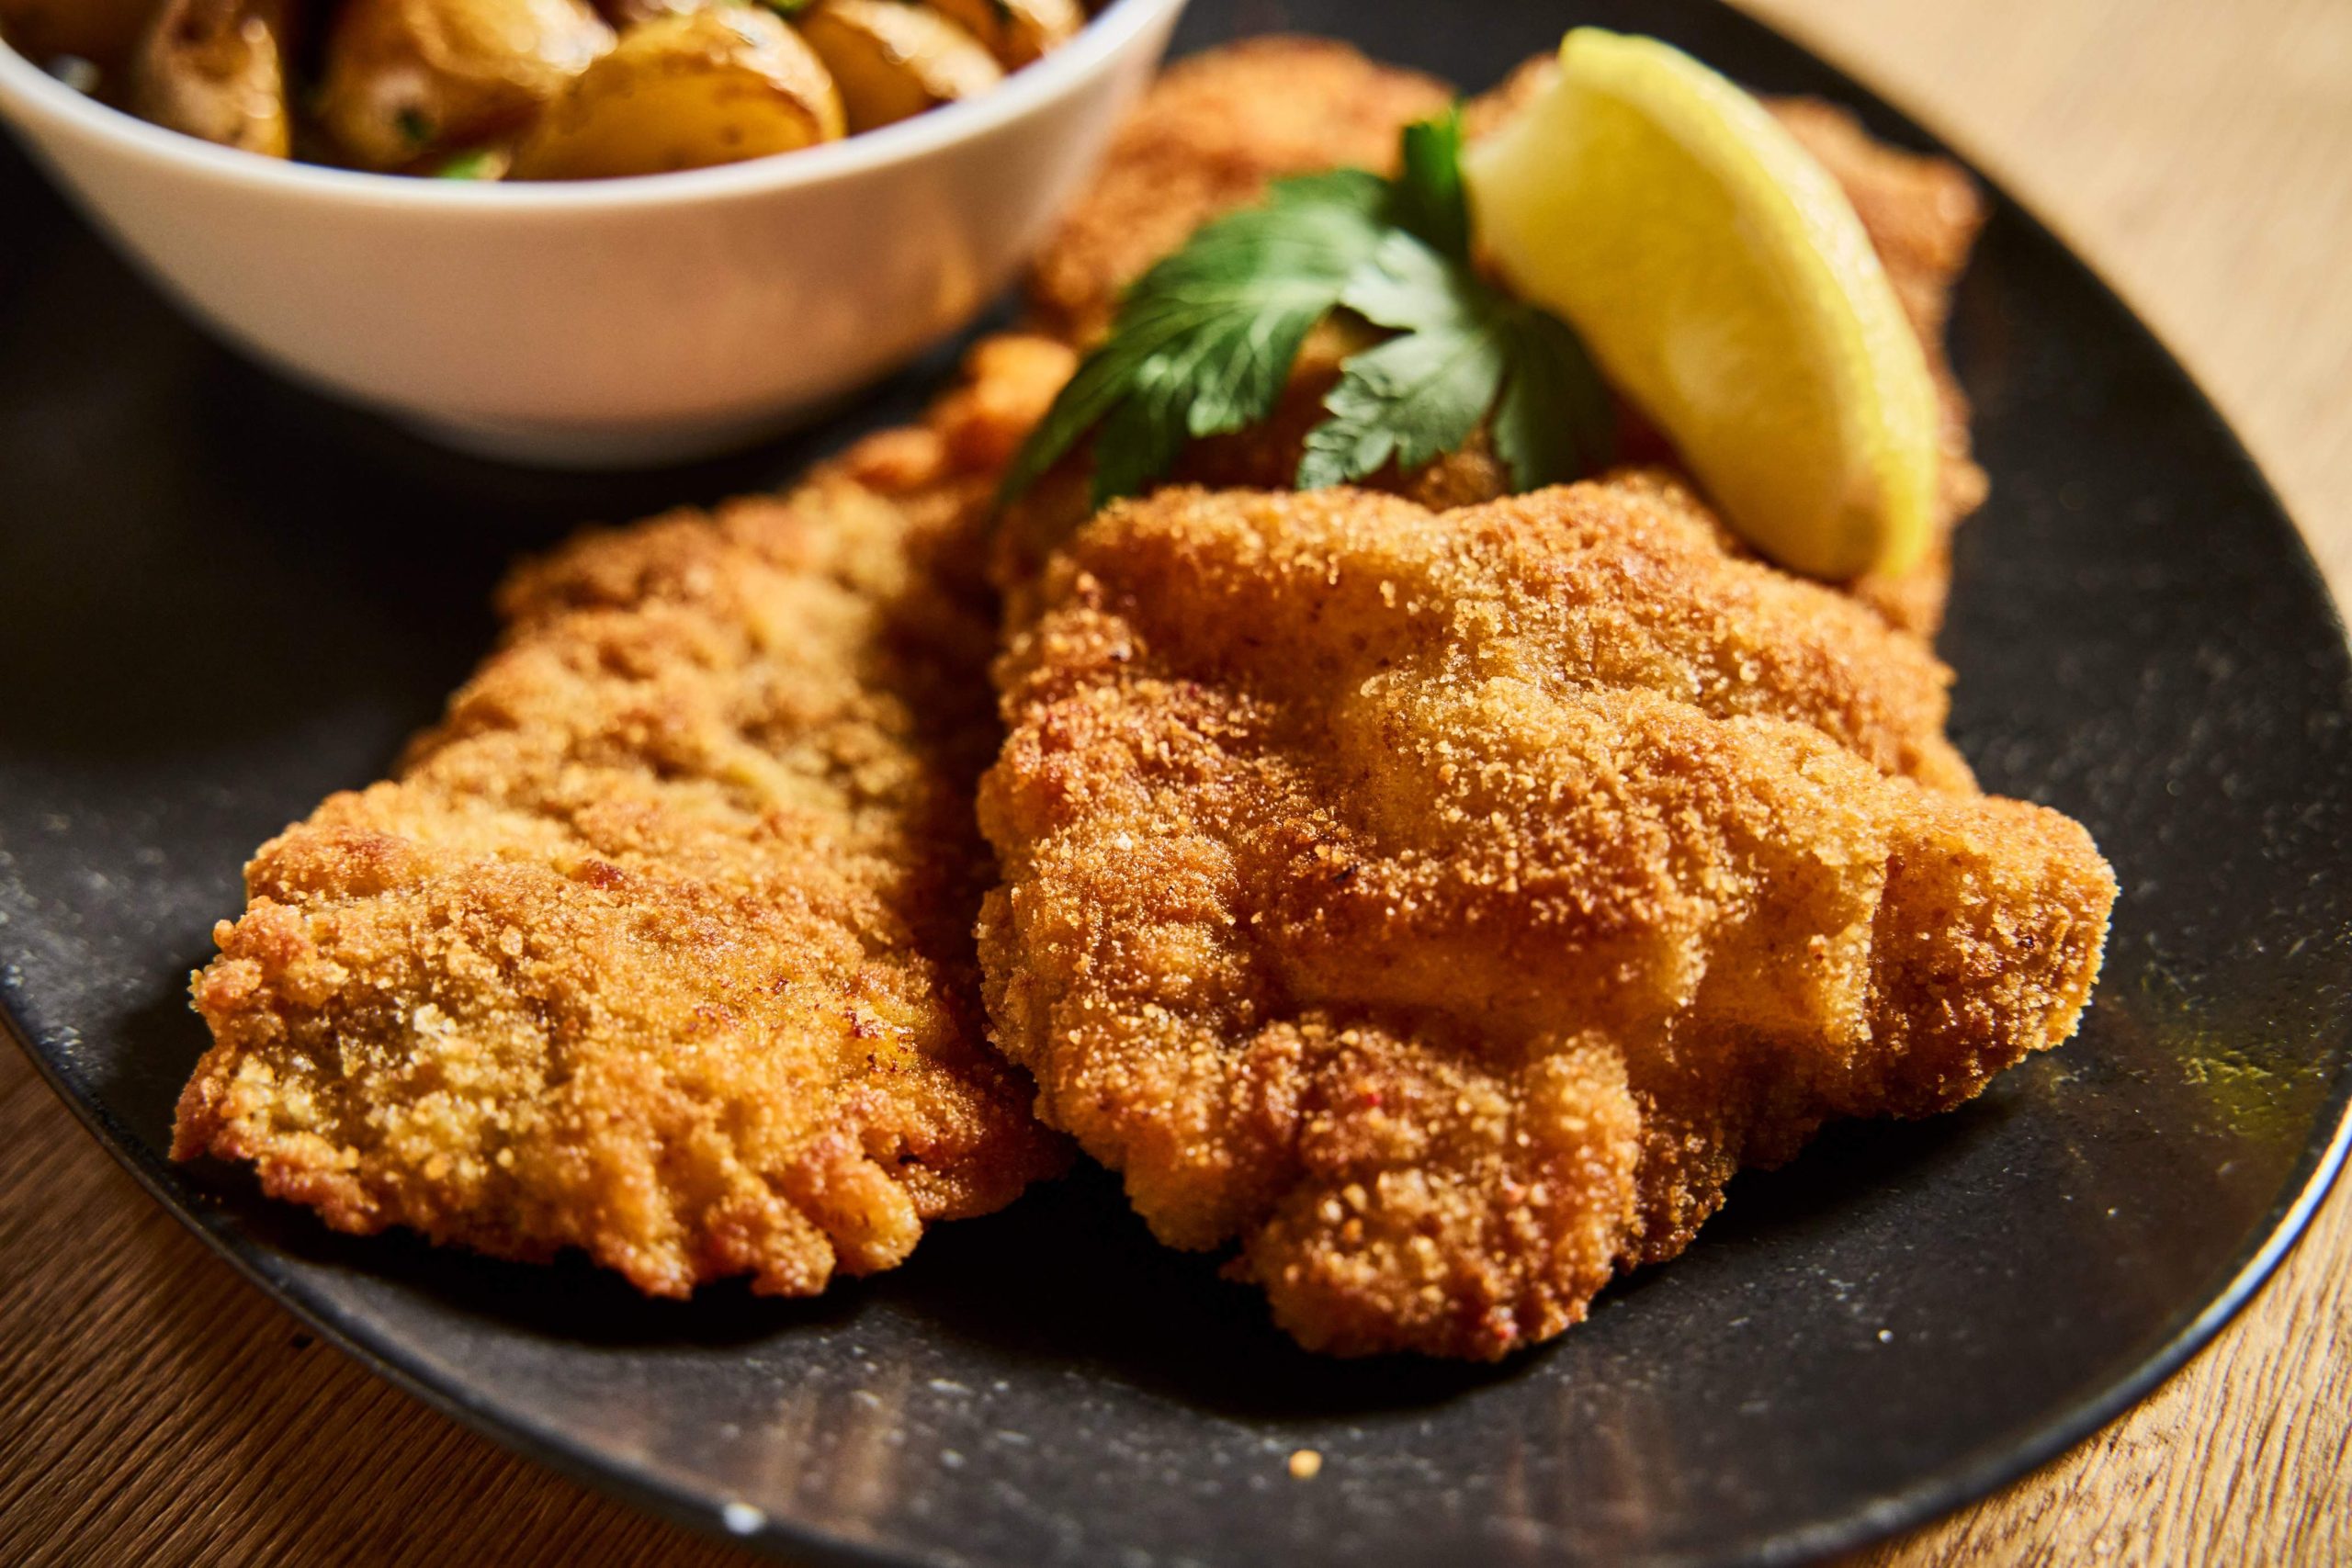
xmin=4 ymin=1 xmax=2347 ymax=1562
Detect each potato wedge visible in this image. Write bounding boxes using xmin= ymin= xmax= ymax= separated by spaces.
xmin=798 ymin=1 xmax=1002 ymax=133
xmin=320 ymin=0 xmax=615 ymax=170
xmin=128 ymin=0 xmax=292 ymax=158
xmin=0 ymin=0 xmax=158 ymax=70
xmin=511 ymin=8 xmax=842 ymax=181
xmin=925 ymin=0 xmax=1080 ymax=70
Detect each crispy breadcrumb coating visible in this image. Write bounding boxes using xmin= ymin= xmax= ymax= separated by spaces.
xmin=1017 ymin=41 xmax=1990 ymax=636
xmin=979 ymin=477 xmax=2115 ymax=1359
xmin=175 ymin=343 xmax=1074 ymax=1296
xmin=1026 ymin=38 xmax=1454 ymax=343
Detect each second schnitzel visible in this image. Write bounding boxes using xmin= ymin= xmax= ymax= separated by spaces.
xmin=176 ymin=342 xmax=1074 ymax=1296
xmin=980 ymin=476 xmax=2116 ymax=1359
xmin=978 ymin=41 xmax=2114 ymax=1359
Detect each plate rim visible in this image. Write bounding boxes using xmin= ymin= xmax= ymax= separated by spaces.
xmin=6 ymin=2 xmax=2351 ymax=1562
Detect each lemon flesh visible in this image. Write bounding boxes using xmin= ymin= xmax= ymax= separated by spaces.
xmin=1465 ymin=28 xmax=1939 ymax=580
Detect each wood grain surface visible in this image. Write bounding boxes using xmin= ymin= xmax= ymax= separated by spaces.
xmin=5 ymin=1 xmax=2348 ymax=1563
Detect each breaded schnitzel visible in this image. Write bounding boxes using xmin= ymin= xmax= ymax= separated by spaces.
xmin=975 ymin=42 xmax=2110 ymax=1359
xmin=978 ymin=476 xmax=2116 ymax=1359
xmin=1015 ymin=39 xmax=1989 ymax=637
xmin=175 ymin=342 xmax=1073 ymax=1296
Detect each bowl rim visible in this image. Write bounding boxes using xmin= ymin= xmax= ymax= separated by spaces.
xmin=0 ymin=0 xmax=1185 ymax=211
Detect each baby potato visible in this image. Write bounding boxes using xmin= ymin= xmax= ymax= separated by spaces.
xmin=128 ymin=0 xmax=292 ymax=158
xmin=924 ymin=0 xmax=1080 ymax=69
xmin=798 ymin=1 xmax=1002 ymax=134
xmin=0 ymin=0 xmax=158 ymax=69
xmin=320 ymin=0 xmax=616 ymax=170
xmin=510 ymin=8 xmax=843 ymax=181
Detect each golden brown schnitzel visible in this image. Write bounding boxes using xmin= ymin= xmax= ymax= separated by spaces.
xmin=175 ymin=342 xmax=1073 ymax=1296
xmin=979 ymin=476 xmax=2116 ymax=1359
xmin=978 ymin=42 xmax=2112 ymax=1359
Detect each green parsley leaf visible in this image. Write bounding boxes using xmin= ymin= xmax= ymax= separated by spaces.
xmin=1004 ymin=170 xmax=1391 ymax=506
xmin=1301 ymin=224 xmax=1614 ymax=493
xmin=1491 ymin=303 xmax=1617 ymax=497
xmin=1003 ymin=116 xmax=1614 ymax=514
xmin=1390 ymin=107 xmax=1471 ymax=260
xmin=435 ymin=149 xmax=505 ymax=181
xmin=1297 ymin=231 xmax=1505 ymax=489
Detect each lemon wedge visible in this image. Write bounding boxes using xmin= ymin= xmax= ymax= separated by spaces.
xmin=1464 ymin=28 xmax=1939 ymax=579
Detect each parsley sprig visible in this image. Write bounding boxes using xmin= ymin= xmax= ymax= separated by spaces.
xmin=1004 ymin=110 xmax=1611 ymax=510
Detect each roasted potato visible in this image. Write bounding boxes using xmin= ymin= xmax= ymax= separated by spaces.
xmin=925 ymin=0 xmax=1080 ymax=69
xmin=0 ymin=0 xmax=157 ymax=71
xmin=128 ymin=0 xmax=292 ymax=158
xmin=511 ymin=8 xmax=843 ymax=181
xmin=319 ymin=0 xmax=615 ymax=170
xmin=797 ymin=1 xmax=1001 ymax=133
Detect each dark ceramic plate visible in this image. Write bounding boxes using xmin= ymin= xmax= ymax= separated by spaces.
xmin=5 ymin=3 xmax=2349 ymax=1565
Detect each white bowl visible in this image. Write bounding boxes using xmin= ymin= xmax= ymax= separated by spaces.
xmin=0 ymin=1 xmax=1186 ymax=468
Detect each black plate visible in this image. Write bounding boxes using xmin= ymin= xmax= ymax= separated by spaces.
xmin=6 ymin=3 xmax=2349 ymax=1564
